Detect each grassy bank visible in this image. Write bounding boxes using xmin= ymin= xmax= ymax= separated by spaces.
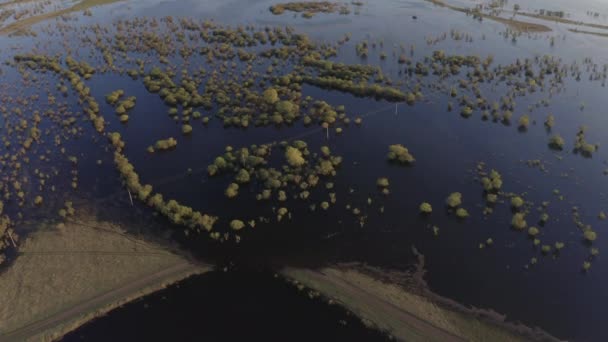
xmin=281 ymin=263 xmax=560 ymax=342
xmin=0 ymin=215 xmax=210 ymax=341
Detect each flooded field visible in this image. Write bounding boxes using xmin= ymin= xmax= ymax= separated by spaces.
xmin=0 ymin=0 xmax=608 ymax=340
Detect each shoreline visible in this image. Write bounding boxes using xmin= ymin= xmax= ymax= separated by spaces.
xmin=0 ymin=214 xmax=211 ymax=342
xmin=280 ymin=249 xmax=561 ymax=342
xmin=3 ymin=262 xmax=209 ymax=342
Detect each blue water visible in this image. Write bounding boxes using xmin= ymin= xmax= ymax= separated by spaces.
xmin=2 ymin=0 xmax=608 ymax=340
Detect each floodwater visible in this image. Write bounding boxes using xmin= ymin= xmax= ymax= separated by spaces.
xmin=62 ymin=270 xmax=390 ymax=341
xmin=1 ymin=0 xmax=608 ymax=341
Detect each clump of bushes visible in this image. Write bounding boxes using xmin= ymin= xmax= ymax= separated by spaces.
xmin=230 ymin=219 xmax=245 ymax=230
xmin=455 ymin=208 xmax=469 ymax=218
xmin=105 ymin=89 xmax=125 ymax=105
xmin=511 ymin=212 xmax=527 ymax=230
xmin=446 ymin=192 xmax=462 ymax=208
xmin=387 ymin=144 xmax=415 ymax=164
xmin=518 ymin=114 xmax=530 ymax=129
xmin=285 ymin=146 xmax=306 ymax=167
xmin=376 ymin=177 xmax=389 ymax=188
xmin=574 ymin=126 xmax=598 ymax=157
xmin=480 ymin=169 xmax=502 ymax=192
xmin=583 ymin=229 xmax=597 ymax=242
xmin=419 ymin=202 xmax=432 ymax=214
xmin=528 ymin=226 xmax=540 ymax=236
xmin=511 ymin=196 xmax=524 ymax=208
xmin=155 ymin=138 xmax=177 ymax=150
xmin=548 ymin=134 xmax=565 ymax=150
xmin=225 ymin=183 xmax=239 ymax=198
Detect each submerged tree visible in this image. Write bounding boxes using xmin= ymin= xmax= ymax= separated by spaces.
xmin=387 ymin=144 xmax=415 ymax=164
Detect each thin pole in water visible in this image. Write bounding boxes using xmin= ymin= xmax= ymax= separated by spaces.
xmin=127 ymin=189 xmax=134 ymax=206
xmin=395 ymin=103 xmax=398 ymax=115
xmin=8 ymin=230 xmax=16 ymax=247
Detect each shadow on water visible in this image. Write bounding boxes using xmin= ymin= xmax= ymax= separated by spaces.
xmin=61 ymin=269 xmax=390 ymax=342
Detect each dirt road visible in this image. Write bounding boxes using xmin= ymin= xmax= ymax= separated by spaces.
xmin=1 ymin=261 xmax=209 ymax=342
xmin=285 ymin=268 xmax=466 ymax=342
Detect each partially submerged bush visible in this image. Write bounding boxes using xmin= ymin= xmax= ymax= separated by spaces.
xmin=518 ymin=114 xmax=530 ymax=129
xmin=376 ymin=177 xmax=389 ymax=187
xmin=511 ymin=196 xmax=524 ymax=208
xmin=548 ymin=134 xmax=565 ymax=150
xmin=230 ymin=219 xmax=245 ymax=230
xmin=528 ymin=226 xmax=540 ymax=236
xmin=387 ymin=144 xmax=415 ymax=164
xmin=511 ymin=213 xmax=527 ymax=230
xmin=182 ymin=124 xmax=193 ymax=135
xmin=446 ymin=192 xmax=462 ymax=208
xmin=419 ymin=202 xmax=432 ymax=214
xmin=481 ymin=169 xmax=502 ymax=192
xmin=583 ymin=229 xmax=597 ymax=241
xmin=155 ymin=138 xmax=177 ymax=150
xmin=285 ymin=146 xmax=306 ymax=167
xmin=225 ymin=183 xmax=239 ymax=198
xmin=455 ymin=208 xmax=469 ymax=218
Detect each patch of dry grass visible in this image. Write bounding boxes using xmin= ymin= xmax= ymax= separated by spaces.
xmin=0 ymin=215 xmax=207 ymax=341
xmin=282 ymin=266 xmax=529 ymax=341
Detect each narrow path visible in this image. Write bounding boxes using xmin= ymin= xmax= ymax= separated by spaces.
xmin=289 ymin=269 xmax=466 ymax=342
xmin=1 ymin=261 xmax=209 ymax=342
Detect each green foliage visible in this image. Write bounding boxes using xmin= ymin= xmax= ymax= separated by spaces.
xmin=518 ymin=114 xmax=530 ymax=128
xmin=455 ymin=208 xmax=469 ymax=218
xmin=182 ymin=124 xmax=193 ymax=135
xmin=376 ymin=177 xmax=389 ymax=187
xmin=486 ymin=193 xmax=498 ymax=203
xmin=511 ymin=213 xmax=527 ymax=230
xmin=583 ymin=229 xmax=597 ymax=241
xmin=230 ymin=219 xmax=245 ymax=230
xmin=528 ymin=226 xmax=540 ymax=236
xmin=154 ymin=137 xmax=177 ymax=150
xmin=225 ymin=183 xmax=239 ymax=198
xmin=235 ymin=169 xmax=250 ymax=183
xmin=461 ymin=106 xmax=473 ymax=117
xmin=263 ymin=88 xmax=279 ymax=104
xmin=387 ymin=144 xmax=415 ymax=164
xmin=583 ymin=261 xmax=591 ymax=271
xmin=511 ymin=196 xmax=524 ymax=208
xmin=302 ymin=76 xmax=406 ymax=102
xmin=419 ymin=202 xmax=432 ymax=214
xmin=285 ymin=146 xmax=306 ymax=167
xmin=549 ymin=134 xmax=565 ymax=150
xmin=446 ymin=192 xmax=462 ymax=208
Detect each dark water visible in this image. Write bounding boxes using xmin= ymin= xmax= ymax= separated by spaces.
xmin=61 ymin=270 xmax=389 ymax=342
xmin=2 ymin=0 xmax=608 ymax=341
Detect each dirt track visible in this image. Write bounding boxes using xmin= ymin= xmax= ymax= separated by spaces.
xmin=0 ymin=261 xmax=208 ymax=342
xmin=287 ymin=268 xmax=466 ymax=342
